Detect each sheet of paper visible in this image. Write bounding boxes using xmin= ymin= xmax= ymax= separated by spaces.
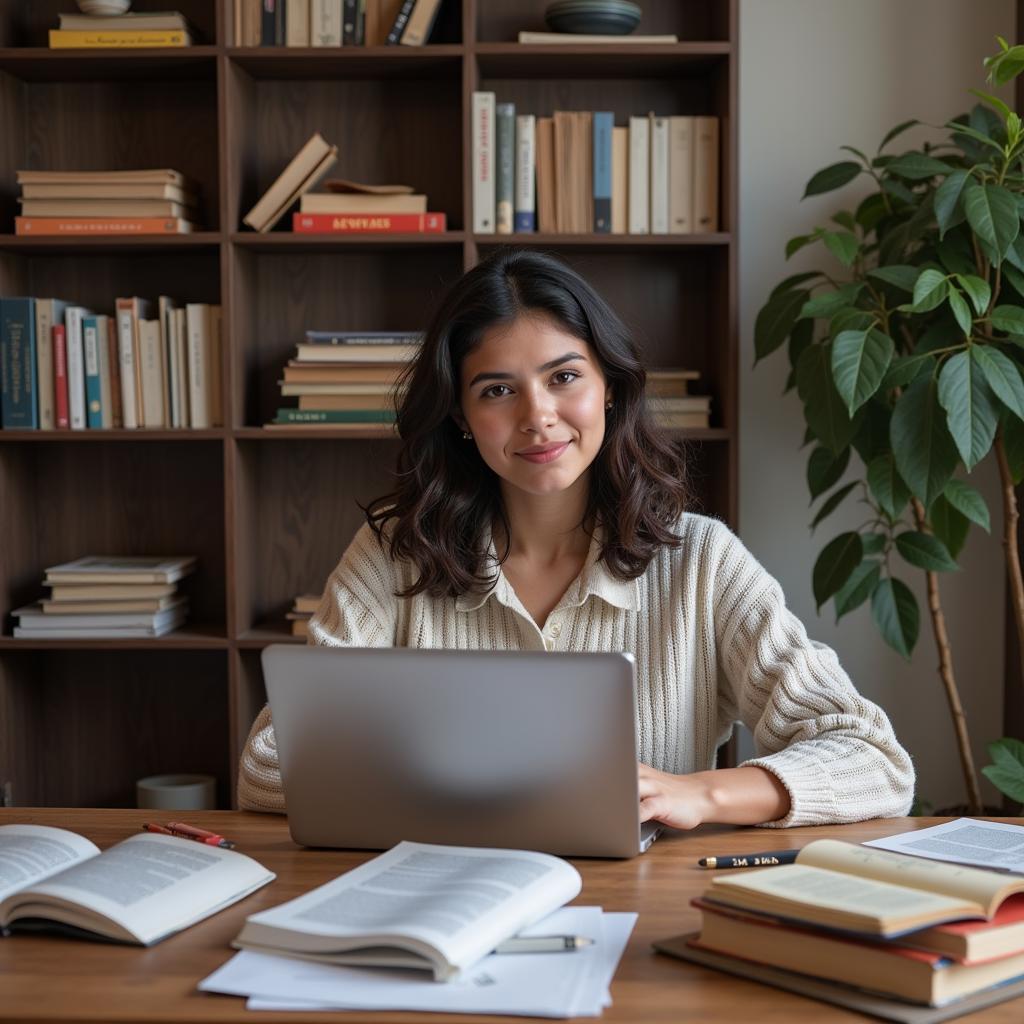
xmin=200 ymin=907 xmax=635 ymax=1018
xmin=864 ymin=818 xmax=1024 ymax=874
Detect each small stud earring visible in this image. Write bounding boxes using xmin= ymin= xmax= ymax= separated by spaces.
xmin=605 ymin=401 xmax=613 ymax=410
xmin=462 ymin=431 xmax=473 ymax=440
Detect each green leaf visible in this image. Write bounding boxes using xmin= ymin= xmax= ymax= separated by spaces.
xmin=855 ymin=192 xmax=888 ymax=232
xmin=755 ymin=289 xmax=809 ymax=361
xmin=882 ymin=353 xmax=934 ymax=390
xmin=811 ymin=481 xmax=859 ymax=531
xmin=989 ymin=737 xmax=1024 ymax=772
xmin=986 ymin=44 xmax=1024 ymax=87
xmin=894 ymin=530 xmax=959 ymax=572
xmin=963 ymin=182 xmax=1020 ymax=262
xmin=866 ymin=265 xmax=920 ymax=293
xmin=800 ymin=283 xmax=864 ymax=320
xmin=937 ymin=350 xmax=998 ymax=468
xmin=804 ymin=161 xmax=862 ymax=198
xmin=832 ymin=327 xmax=894 ymax=415
xmin=949 ymin=117 xmax=1006 ymax=154
xmin=871 ymin=577 xmax=919 ymax=658
xmin=770 ymin=271 xmax=824 ymax=300
xmin=947 ymin=287 xmax=974 ymax=337
xmin=972 ymin=346 xmax=1024 ymax=421
xmin=1001 ymin=264 xmax=1024 ymax=304
xmin=982 ymin=737 xmax=1024 ymax=802
xmin=943 ymin=478 xmax=991 ymax=532
xmin=905 ymin=268 xmax=948 ymax=313
xmin=990 ymin=305 xmax=1024 ymax=335
xmin=796 ymin=343 xmax=858 ymax=455
xmin=886 ymin=153 xmax=954 ymax=180
xmin=822 ymin=230 xmax=859 ymax=267
xmin=812 ymin=532 xmax=863 ymax=609
xmin=834 ymin=560 xmax=881 ymax=622
xmin=882 ymin=177 xmax=916 ymax=205
xmin=840 ymin=144 xmax=870 ymax=165
xmin=934 ymin=169 xmax=970 ymax=240
xmin=879 ymin=119 xmax=921 ymax=152
xmin=832 ymin=211 xmax=857 ymax=231
xmin=969 ymin=87 xmax=1013 ymax=121
xmin=929 ymin=495 xmax=970 ymax=559
xmin=851 ymin=399 xmax=892 ymax=463
xmin=1003 ymin=412 xmax=1024 ymax=484
xmin=891 ymin=372 xmax=960 ymax=505
xmin=807 ymin=444 xmax=850 ymax=501
xmin=867 ymin=453 xmax=911 ymax=520
xmin=861 ymin=532 xmax=887 ymax=555
xmin=828 ymin=308 xmax=874 ymax=339
xmin=937 ymin=229 xmax=977 ymax=276
xmin=787 ymin=317 xmax=814 ymax=372
xmin=954 ymin=274 xmax=991 ymax=316
xmin=786 ymin=233 xmax=815 ymax=259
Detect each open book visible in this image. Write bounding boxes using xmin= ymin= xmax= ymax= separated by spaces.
xmin=232 ymin=840 xmax=582 ymax=981
xmin=704 ymin=839 xmax=1024 ymax=937
xmin=0 ymin=824 xmax=274 ymax=945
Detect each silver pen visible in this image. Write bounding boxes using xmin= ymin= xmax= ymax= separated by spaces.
xmin=494 ymin=935 xmax=594 ymax=954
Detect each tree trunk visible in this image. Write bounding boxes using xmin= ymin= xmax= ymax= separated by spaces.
xmin=994 ymin=430 xmax=1024 ymax=702
xmin=911 ymin=498 xmax=983 ymax=814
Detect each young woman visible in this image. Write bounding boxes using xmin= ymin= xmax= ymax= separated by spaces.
xmin=239 ymin=249 xmax=914 ymax=827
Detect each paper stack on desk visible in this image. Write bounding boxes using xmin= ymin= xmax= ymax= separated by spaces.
xmin=200 ymin=906 xmax=635 ymax=1017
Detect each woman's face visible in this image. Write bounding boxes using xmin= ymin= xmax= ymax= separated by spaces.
xmin=456 ymin=314 xmax=611 ymax=500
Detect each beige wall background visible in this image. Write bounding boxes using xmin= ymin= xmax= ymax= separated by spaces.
xmin=738 ymin=0 xmax=1016 ymax=808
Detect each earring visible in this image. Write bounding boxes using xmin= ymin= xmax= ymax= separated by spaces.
xmin=605 ymin=401 xmax=613 ymax=410
xmin=462 ymin=431 xmax=473 ymax=440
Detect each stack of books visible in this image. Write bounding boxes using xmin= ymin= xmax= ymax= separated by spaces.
xmin=11 ymin=556 xmax=197 ymax=639
xmin=0 ymin=296 xmax=222 ymax=431
xmin=472 ymin=93 xmax=719 ymax=235
xmin=236 ymin=0 xmax=443 ymax=48
xmin=646 ymin=369 xmax=711 ymax=429
xmin=48 ymin=10 xmax=193 ymax=48
xmin=287 ymin=594 xmax=321 ymax=637
xmin=294 ymin=180 xmax=446 ymax=234
xmin=243 ymin=133 xmax=338 ymax=233
xmin=661 ymin=839 xmax=1024 ymax=1013
xmin=15 ymin=170 xmax=201 ymax=236
xmin=271 ymin=330 xmax=420 ymax=427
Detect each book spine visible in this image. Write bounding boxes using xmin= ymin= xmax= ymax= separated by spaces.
xmin=48 ymin=29 xmax=190 ymax=47
xmin=261 ymin=0 xmax=277 ymax=44
xmin=400 ymin=0 xmax=441 ymax=46
xmin=285 ymin=0 xmax=310 ymax=45
xmin=303 ymin=332 xmax=420 ymax=344
xmin=292 ymin=212 xmax=446 ymax=232
xmin=52 ymin=324 xmax=70 ymax=429
xmin=593 ymin=111 xmax=613 ymax=234
xmin=611 ymin=125 xmax=628 ymax=234
xmin=208 ymin=305 xmax=223 ymax=427
xmin=96 ymin=316 xmax=113 ymax=429
xmin=105 ymin=317 xmax=123 ymax=427
xmin=355 ymin=0 xmax=366 ymax=43
xmin=472 ymin=91 xmax=496 ymax=233
xmin=139 ymin=320 xmax=165 ymax=428
xmin=650 ymin=114 xmax=669 ymax=235
xmin=82 ymin=316 xmax=104 ymax=429
xmin=0 ymin=298 xmax=38 ymax=429
xmin=65 ymin=307 xmax=87 ymax=430
xmin=115 ymin=303 xmax=139 ymax=429
xmin=385 ymin=0 xmax=415 ymax=44
xmin=668 ymin=115 xmax=694 ymax=234
xmin=186 ymin=304 xmax=210 ymax=428
xmin=174 ymin=308 xmax=190 ymax=427
xmin=514 ymin=114 xmax=536 ymax=232
xmin=274 ymin=408 xmax=396 ymax=422
xmin=536 ymin=116 xmax=555 ymax=233
xmin=694 ymin=115 xmax=720 ymax=232
xmin=495 ymin=102 xmax=515 ymax=235
xmin=628 ymin=115 xmax=650 ymax=234
xmin=342 ymin=0 xmax=357 ymax=43
xmin=276 ymin=0 xmax=287 ymax=45
xmin=34 ymin=299 xmax=57 ymax=429
xmin=15 ymin=217 xmax=191 ymax=236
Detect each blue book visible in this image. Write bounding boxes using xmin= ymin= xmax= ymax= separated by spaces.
xmin=82 ymin=315 xmax=103 ymax=429
xmin=0 ymin=297 xmax=38 ymax=429
xmin=593 ymin=112 xmax=614 ymax=233
xmin=496 ymin=102 xmax=516 ymax=234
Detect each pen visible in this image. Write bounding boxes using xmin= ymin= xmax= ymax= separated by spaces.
xmin=698 ymin=848 xmax=800 ymax=869
xmin=141 ymin=822 xmax=236 ymax=849
xmin=493 ymin=935 xmax=594 ymax=954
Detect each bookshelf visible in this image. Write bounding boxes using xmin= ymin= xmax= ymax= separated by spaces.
xmin=0 ymin=0 xmax=738 ymax=808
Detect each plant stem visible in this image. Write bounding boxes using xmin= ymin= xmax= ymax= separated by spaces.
xmin=995 ymin=430 xmax=1024 ymax=702
xmin=910 ymin=497 xmax=983 ymax=813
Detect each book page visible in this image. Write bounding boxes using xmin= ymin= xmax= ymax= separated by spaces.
xmin=864 ymin=818 xmax=1024 ymax=874
xmin=240 ymin=841 xmax=581 ymax=974
xmin=0 ymin=824 xmax=99 ymax=902
xmin=798 ymin=839 xmax=1024 ymax=915
xmin=5 ymin=833 xmax=273 ymax=944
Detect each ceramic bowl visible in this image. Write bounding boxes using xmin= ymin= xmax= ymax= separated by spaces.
xmin=545 ymin=0 xmax=641 ymax=35
xmin=76 ymin=0 xmax=133 ymax=15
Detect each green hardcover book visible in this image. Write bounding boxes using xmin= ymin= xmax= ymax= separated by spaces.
xmin=274 ymin=408 xmax=396 ymax=424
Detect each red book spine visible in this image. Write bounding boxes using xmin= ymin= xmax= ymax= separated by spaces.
xmin=291 ymin=212 xmax=447 ymax=233
xmin=15 ymin=217 xmax=190 ymax=235
xmin=52 ymin=324 xmax=70 ymax=429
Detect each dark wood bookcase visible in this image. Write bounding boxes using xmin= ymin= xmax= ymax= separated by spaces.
xmin=0 ymin=0 xmax=738 ymax=808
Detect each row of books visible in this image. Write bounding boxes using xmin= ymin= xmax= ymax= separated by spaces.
xmin=236 ymin=0 xmax=442 ymax=47
xmin=11 ymin=556 xmax=196 ymax=639
xmin=48 ymin=10 xmax=195 ymax=49
xmin=645 ymin=370 xmax=711 ymax=429
xmin=473 ymin=95 xmax=719 ymax=235
xmin=271 ymin=330 xmax=417 ymax=426
xmin=0 ymin=296 xmax=222 ymax=431
xmin=14 ymin=169 xmax=201 ymax=237
xmin=288 ymin=594 xmax=320 ymax=636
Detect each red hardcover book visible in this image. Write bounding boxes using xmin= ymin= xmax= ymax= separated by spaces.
xmin=291 ymin=212 xmax=447 ymax=233
xmin=52 ymin=323 xmax=69 ymax=429
xmin=15 ymin=217 xmax=193 ymax=236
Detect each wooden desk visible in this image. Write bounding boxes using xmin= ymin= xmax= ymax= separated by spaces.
xmin=1 ymin=810 xmax=1021 ymax=1023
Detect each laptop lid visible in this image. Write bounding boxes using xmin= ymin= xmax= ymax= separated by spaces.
xmin=261 ymin=645 xmax=649 ymax=858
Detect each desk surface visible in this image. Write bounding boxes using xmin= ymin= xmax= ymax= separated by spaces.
xmin=1 ymin=810 xmax=1022 ymax=1023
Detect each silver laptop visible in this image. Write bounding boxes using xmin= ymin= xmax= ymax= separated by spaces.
xmin=261 ymin=645 xmax=661 ymax=858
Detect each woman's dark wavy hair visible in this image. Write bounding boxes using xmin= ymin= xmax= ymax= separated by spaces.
xmin=365 ymin=248 xmax=690 ymax=597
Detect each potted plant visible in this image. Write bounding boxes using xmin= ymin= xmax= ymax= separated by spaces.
xmin=754 ymin=38 xmax=1024 ymax=815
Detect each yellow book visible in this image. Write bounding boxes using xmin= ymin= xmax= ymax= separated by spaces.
xmin=48 ymin=30 xmax=191 ymax=48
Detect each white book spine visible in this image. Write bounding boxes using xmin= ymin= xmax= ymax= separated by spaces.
xmin=668 ymin=115 xmax=694 ymax=234
xmin=96 ymin=316 xmax=113 ymax=428
xmin=514 ymin=114 xmax=536 ymax=232
xmin=174 ymin=308 xmax=190 ymax=428
xmin=186 ymin=303 xmax=209 ymax=428
xmin=208 ymin=305 xmax=223 ymax=427
xmin=649 ymin=114 xmax=669 ymax=235
xmin=139 ymin=320 xmax=165 ymax=428
xmin=34 ymin=300 xmax=56 ymax=429
xmin=311 ymin=0 xmax=342 ymax=45
xmin=628 ymin=116 xmax=650 ymax=234
xmin=286 ymin=0 xmax=310 ymax=45
xmin=472 ymin=91 xmax=496 ymax=234
xmin=65 ymin=307 xmax=87 ymax=430
xmin=116 ymin=308 xmax=139 ymax=429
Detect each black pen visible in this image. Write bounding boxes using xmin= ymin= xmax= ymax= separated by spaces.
xmin=698 ymin=848 xmax=800 ymax=869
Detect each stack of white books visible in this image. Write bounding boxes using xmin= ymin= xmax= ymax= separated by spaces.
xmin=12 ymin=555 xmax=197 ymax=639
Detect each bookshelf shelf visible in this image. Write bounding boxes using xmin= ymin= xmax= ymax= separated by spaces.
xmin=0 ymin=0 xmax=739 ymax=809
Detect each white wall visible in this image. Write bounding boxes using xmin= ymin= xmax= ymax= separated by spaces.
xmin=739 ymin=0 xmax=1015 ymax=809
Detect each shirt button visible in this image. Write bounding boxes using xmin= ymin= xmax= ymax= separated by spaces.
xmin=548 ymin=622 xmax=562 ymax=638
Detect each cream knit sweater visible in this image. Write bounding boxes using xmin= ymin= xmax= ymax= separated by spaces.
xmin=238 ymin=513 xmax=914 ymax=824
